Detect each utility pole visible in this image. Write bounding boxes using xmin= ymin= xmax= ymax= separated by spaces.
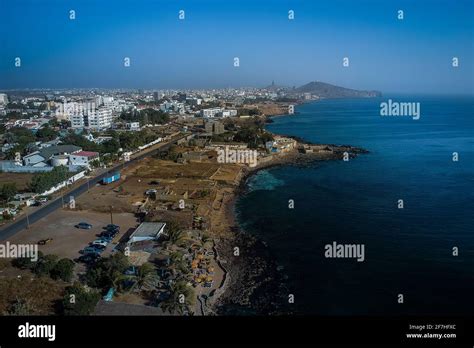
xmin=25 ymin=209 xmax=30 ymax=229
xmin=110 ymin=205 xmax=113 ymax=225
xmin=61 ymin=167 xmax=67 ymax=208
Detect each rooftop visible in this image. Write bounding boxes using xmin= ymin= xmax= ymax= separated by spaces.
xmin=38 ymin=145 xmax=82 ymax=160
xmin=93 ymin=300 xmax=171 ymax=316
xmin=73 ymin=151 xmax=99 ymax=157
xmin=130 ymin=222 xmax=166 ymax=239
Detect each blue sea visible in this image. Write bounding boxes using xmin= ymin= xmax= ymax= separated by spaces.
xmin=235 ymin=96 xmax=474 ymax=315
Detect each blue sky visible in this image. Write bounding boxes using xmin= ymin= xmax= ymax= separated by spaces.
xmin=0 ymin=0 xmax=473 ymax=93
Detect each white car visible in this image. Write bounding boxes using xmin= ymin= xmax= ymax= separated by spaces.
xmin=145 ymin=189 xmax=157 ymax=195
xmin=91 ymin=240 xmax=108 ymax=247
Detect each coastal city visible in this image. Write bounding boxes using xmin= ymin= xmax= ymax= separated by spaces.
xmin=0 ymin=83 xmax=368 ymax=316
xmin=1 ymin=0 xmax=472 ymax=345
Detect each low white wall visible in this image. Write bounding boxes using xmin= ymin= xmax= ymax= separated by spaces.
xmin=40 ymin=170 xmax=86 ymax=196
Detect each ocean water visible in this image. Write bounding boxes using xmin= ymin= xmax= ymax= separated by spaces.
xmin=235 ymin=96 xmax=474 ymax=315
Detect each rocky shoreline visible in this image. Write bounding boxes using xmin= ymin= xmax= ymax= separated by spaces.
xmin=213 ymin=143 xmax=368 ymax=315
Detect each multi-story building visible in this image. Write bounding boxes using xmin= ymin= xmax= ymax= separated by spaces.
xmin=0 ymin=93 xmax=9 ymax=105
xmin=102 ymin=96 xmax=114 ymax=107
xmin=71 ymin=113 xmax=85 ymax=128
xmin=205 ymin=120 xmax=225 ymax=134
xmin=71 ymin=106 xmax=113 ymax=130
xmin=200 ymin=108 xmax=222 ymax=118
xmin=88 ymin=107 xmax=113 ymax=130
xmin=220 ymin=109 xmax=238 ymax=117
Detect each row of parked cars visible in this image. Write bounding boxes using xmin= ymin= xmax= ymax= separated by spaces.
xmin=75 ymin=223 xmax=120 ymax=265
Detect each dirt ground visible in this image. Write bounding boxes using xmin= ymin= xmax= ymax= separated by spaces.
xmin=8 ymin=209 xmax=138 ymax=259
xmin=6 ymin=152 xmax=243 ymax=260
xmin=0 ymin=172 xmax=34 ymax=191
xmin=75 ymin=156 xmax=242 ymax=228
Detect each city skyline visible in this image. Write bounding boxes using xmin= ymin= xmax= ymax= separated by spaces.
xmin=1 ymin=0 xmax=473 ymax=94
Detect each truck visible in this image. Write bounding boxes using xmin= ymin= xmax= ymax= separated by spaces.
xmin=102 ymin=172 xmax=120 ymax=185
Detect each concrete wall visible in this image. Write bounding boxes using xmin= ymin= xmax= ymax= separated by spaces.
xmin=41 ymin=170 xmax=86 ymax=196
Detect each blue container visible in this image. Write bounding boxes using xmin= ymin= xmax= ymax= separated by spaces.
xmin=102 ymin=172 xmax=120 ymax=184
xmin=103 ymin=287 xmax=115 ymax=301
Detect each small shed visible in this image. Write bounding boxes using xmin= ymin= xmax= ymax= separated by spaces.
xmin=128 ymin=222 xmax=166 ymax=244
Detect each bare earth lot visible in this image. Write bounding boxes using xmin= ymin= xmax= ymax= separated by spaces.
xmin=0 ymin=172 xmax=34 ymax=191
xmin=8 ymin=209 xmax=138 ymax=259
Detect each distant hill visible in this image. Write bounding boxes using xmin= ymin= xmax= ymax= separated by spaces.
xmin=295 ymin=81 xmax=381 ymax=98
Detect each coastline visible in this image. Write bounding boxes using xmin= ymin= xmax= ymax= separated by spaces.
xmin=212 ymin=114 xmax=369 ymax=314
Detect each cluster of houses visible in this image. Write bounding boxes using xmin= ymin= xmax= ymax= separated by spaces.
xmin=3 ymin=117 xmax=51 ymax=131
xmin=0 ymin=143 xmax=99 ymax=173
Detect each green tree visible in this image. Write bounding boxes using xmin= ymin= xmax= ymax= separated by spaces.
xmin=85 ymin=253 xmax=130 ymax=290
xmin=61 ymin=133 xmax=101 ymax=153
xmin=51 ymin=258 xmax=75 ymax=282
xmin=164 ymin=221 xmax=187 ymax=246
xmin=33 ymin=254 xmax=59 ymax=277
xmin=29 ymin=166 xmax=69 ymax=193
xmin=62 ymin=282 xmax=101 ymax=315
xmin=35 ymin=125 xmax=58 ymax=141
xmin=0 ymin=183 xmax=17 ymax=204
xmin=134 ymin=263 xmax=157 ymax=290
xmin=160 ymin=280 xmax=195 ymax=315
xmin=11 ymin=250 xmax=42 ymax=269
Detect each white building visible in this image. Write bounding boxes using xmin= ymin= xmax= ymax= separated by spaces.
xmin=71 ymin=107 xmax=113 ymax=130
xmin=56 ymin=101 xmax=95 ymax=121
xmin=0 ymin=93 xmax=9 ymax=105
xmin=126 ymin=122 xmax=140 ymax=131
xmin=69 ymin=151 xmax=100 ymax=167
xmin=128 ymin=222 xmax=166 ymax=244
xmin=71 ymin=113 xmax=86 ymax=128
xmin=102 ymin=96 xmax=114 ymax=107
xmin=88 ymin=107 xmax=113 ymax=129
xmin=200 ymin=108 xmax=222 ymax=118
xmin=220 ymin=109 xmax=238 ymax=117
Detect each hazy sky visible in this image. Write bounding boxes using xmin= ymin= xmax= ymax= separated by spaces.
xmin=0 ymin=0 xmax=473 ymax=94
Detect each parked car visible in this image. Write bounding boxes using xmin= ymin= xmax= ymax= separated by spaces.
xmin=37 ymin=197 xmax=48 ymax=203
xmin=32 ymin=201 xmax=43 ymax=207
xmin=82 ymin=246 xmax=104 ymax=254
xmin=99 ymin=236 xmax=113 ymax=243
xmin=38 ymin=238 xmax=53 ymax=245
xmin=76 ymin=253 xmax=101 ymax=264
xmin=76 ymin=222 xmax=92 ymax=229
xmin=100 ymin=230 xmax=118 ymax=238
xmin=91 ymin=243 xmax=106 ymax=250
xmin=105 ymin=224 xmax=120 ymax=230
xmin=91 ymin=240 xmax=108 ymax=247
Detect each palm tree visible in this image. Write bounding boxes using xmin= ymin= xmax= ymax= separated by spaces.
xmin=168 ymin=228 xmax=186 ymax=245
xmin=160 ymin=280 xmax=195 ymax=315
xmin=135 ymin=263 xmax=158 ymax=290
xmin=169 ymin=251 xmax=189 ymax=277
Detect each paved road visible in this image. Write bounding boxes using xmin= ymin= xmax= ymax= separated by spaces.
xmin=0 ymin=136 xmax=185 ymax=241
